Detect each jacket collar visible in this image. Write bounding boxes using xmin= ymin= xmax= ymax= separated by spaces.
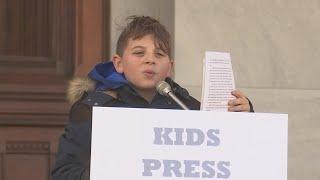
xmin=115 ymin=77 xmax=191 ymax=108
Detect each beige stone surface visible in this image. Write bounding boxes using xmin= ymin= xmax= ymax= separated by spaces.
xmin=174 ymin=1 xmax=320 ymax=180
xmin=174 ymin=0 xmax=320 ymax=89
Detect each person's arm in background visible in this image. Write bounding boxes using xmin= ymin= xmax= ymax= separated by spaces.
xmin=52 ymin=102 xmax=92 ymax=180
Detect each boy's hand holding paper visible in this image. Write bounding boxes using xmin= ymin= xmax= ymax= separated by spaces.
xmin=201 ymin=51 xmax=251 ymax=112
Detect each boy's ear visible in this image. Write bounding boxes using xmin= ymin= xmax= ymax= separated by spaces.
xmin=167 ymin=60 xmax=174 ymax=77
xmin=112 ymin=54 xmax=124 ymax=73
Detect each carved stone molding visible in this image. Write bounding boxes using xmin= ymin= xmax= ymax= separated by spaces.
xmin=5 ymin=141 xmax=50 ymax=154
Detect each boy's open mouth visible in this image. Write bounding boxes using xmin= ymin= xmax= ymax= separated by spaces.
xmin=143 ymin=70 xmax=156 ymax=78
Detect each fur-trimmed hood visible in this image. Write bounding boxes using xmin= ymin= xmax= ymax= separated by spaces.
xmin=67 ymin=61 xmax=128 ymax=104
xmin=67 ymin=77 xmax=96 ymax=104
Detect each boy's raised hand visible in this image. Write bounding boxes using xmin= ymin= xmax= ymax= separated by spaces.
xmin=228 ymin=90 xmax=251 ymax=112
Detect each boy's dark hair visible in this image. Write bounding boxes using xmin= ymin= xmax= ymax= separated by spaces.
xmin=116 ymin=16 xmax=172 ymax=59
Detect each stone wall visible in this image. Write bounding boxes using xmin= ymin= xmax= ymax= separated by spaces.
xmin=174 ymin=1 xmax=320 ymax=180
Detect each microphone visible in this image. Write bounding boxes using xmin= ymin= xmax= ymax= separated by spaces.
xmin=156 ymin=81 xmax=189 ymax=110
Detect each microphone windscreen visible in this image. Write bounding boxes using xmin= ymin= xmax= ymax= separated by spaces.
xmin=156 ymin=81 xmax=172 ymax=96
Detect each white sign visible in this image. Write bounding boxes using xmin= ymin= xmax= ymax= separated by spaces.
xmin=90 ymin=107 xmax=287 ymax=180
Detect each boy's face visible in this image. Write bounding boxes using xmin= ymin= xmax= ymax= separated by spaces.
xmin=113 ymin=34 xmax=173 ymax=92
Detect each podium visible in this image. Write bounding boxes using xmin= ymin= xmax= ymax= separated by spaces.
xmin=90 ymin=107 xmax=287 ymax=180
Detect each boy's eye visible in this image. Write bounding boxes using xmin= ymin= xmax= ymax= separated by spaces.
xmin=155 ymin=52 xmax=165 ymax=57
xmin=133 ymin=51 xmax=144 ymax=56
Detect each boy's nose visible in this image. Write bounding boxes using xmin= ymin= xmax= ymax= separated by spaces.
xmin=144 ymin=56 xmax=156 ymax=64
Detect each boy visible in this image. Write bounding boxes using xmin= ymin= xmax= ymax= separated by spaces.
xmin=52 ymin=16 xmax=253 ymax=180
